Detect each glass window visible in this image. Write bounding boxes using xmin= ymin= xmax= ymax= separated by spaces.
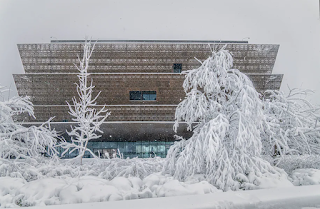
xmin=173 ymin=63 xmax=182 ymax=73
xmin=60 ymin=141 xmax=175 ymax=159
xmin=93 ymin=148 xmax=117 ymax=158
xmin=130 ymin=91 xmax=156 ymax=101
xmin=130 ymin=91 xmax=142 ymax=100
xmin=142 ymin=91 xmax=156 ymax=100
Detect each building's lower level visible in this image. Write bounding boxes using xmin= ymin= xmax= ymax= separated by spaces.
xmin=23 ymin=122 xmax=193 ymax=158
xmin=57 ymin=141 xmax=175 ymax=158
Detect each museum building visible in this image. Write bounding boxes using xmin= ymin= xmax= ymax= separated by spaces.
xmin=13 ymin=40 xmax=283 ymax=158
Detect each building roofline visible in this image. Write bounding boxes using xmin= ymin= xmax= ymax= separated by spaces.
xmin=18 ymin=121 xmax=182 ymax=124
xmin=13 ymin=73 xmax=284 ymax=76
xmin=50 ymin=40 xmax=249 ymax=44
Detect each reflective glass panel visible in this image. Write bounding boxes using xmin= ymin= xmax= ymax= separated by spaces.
xmin=130 ymin=91 xmax=142 ymax=100
xmin=142 ymin=91 xmax=156 ymax=100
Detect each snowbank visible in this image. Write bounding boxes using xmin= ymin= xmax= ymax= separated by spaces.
xmin=143 ymin=173 xmax=221 ymax=197
xmin=292 ymin=169 xmax=320 ymax=186
xmin=0 ymin=171 xmax=294 ymax=207
xmin=5 ymin=157 xmax=320 ymax=208
xmin=0 ymin=157 xmax=302 ymax=208
xmin=0 ymin=173 xmax=293 ymax=207
xmin=271 ymin=155 xmax=320 ymax=174
xmin=0 ymin=177 xmax=26 ymax=208
xmin=0 ymin=173 xmax=222 ymax=207
xmin=20 ymin=185 xmax=320 ymax=209
xmin=254 ymin=171 xmax=293 ymax=189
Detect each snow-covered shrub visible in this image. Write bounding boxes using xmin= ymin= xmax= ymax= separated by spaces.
xmin=99 ymin=157 xmax=164 ymax=180
xmin=60 ymin=40 xmax=110 ymax=164
xmin=261 ymin=88 xmax=320 ymax=159
xmin=291 ymin=168 xmax=320 ymax=186
xmin=143 ymin=173 xmax=221 ymax=197
xmin=0 ymin=86 xmax=59 ymax=161
xmin=274 ymin=155 xmax=320 ymax=174
xmin=163 ymin=46 xmax=278 ymax=191
xmin=0 ymin=156 xmax=165 ymax=183
xmin=1 ymin=120 xmax=60 ymax=161
xmin=0 ymin=172 xmax=222 ymax=207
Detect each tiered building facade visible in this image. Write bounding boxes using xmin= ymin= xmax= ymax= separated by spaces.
xmin=13 ymin=40 xmax=283 ymax=158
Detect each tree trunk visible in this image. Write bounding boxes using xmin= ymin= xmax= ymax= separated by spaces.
xmin=80 ymin=139 xmax=89 ymax=165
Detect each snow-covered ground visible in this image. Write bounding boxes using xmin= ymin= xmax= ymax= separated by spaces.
xmin=1 ymin=157 xmax=320 ymax=208
xmin=6 ymin=185 xmax=320 ymax=209
xmin=0 ymin=172 xmax=220 ymax=207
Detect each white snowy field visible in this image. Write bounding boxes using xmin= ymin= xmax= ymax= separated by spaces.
xmin=1 ymin=156 xmax=320 ymax=208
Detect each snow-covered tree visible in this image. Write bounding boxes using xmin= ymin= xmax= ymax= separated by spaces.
xmin=60 ymin=41 xmax=110 ymax=164
xmin=163 ymin=46 xmax=277 ymax=191
xmin=261 ymin=88 xmax=320 ymax=159
xmin=0 ymin=86 xmax=59 ymax=160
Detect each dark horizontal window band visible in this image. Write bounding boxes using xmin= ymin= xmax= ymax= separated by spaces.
xmin=130 ymin=91 xmax=156 ymax=101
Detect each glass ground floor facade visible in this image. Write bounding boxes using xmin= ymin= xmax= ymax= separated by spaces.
xmin=57 ymin=141 xmax=175 ymax=159
xmin=40 ymin=122 xmax=192 ymax=159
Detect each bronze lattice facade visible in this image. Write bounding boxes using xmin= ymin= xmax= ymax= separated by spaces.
xmin=13 ymin=40 xmax=283 ymax=158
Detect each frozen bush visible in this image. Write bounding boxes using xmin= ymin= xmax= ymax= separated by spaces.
xmin=261 ymin=88 xmax=320 ymax=159
xmin=164 ymin=46 xmax=278 ymax=191
xmin=0 ymin=86 xmax=59 ymax=161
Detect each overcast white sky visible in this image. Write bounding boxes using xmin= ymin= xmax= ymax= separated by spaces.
xmin=0 ymin=0 xmax=319 ymax=103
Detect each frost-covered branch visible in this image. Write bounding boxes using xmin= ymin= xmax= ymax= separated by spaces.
xmin=0 ymin=86 xmax=60 ymax=161
xmin=261 ymin=88 xmax=320 ymax=160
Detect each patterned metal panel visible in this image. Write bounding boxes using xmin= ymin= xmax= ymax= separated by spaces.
xmin=14 ymin=41 xmax=283 ymax=123
xmin=18 ymin=43 xmax=279 ymax=74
